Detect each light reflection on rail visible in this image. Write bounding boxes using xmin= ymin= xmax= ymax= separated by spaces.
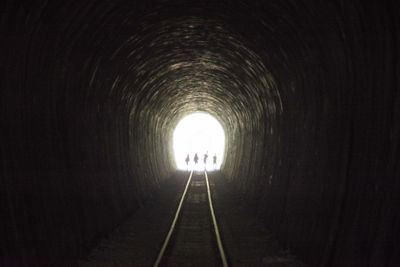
xmin=153 ymin=170 xmax=228 ymax=267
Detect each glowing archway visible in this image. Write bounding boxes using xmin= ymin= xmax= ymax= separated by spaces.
xmin=173 ymin=113 xmax=225 ymax=171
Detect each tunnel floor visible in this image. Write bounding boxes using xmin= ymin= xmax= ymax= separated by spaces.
xmin=78 ymin=172 xmax=306 ymax=266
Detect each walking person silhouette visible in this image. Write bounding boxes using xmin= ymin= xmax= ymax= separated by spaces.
xmin=203 ymin=152 xmax=208 ymax=170
xmin=213 ymin=154 xmax=217 ymax=169
xmin=185 ymin=154 xmax=190 ymax=171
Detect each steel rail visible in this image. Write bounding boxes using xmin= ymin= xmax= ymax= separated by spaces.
xmin=153 ymin=170 xmax=193 ymax=267
xmin=205 ymin=171 xmax=229 ymax=267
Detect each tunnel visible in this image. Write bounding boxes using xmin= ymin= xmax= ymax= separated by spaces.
xmin=1 ymin=1 xmax=399 ymax=266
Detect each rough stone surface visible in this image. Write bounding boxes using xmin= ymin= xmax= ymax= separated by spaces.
xmin=209 ymin=172 xmax=307 ymax=267
xmin=81 ymin=171 xmax=306 ymax=267
xmin=1 ymin=1 xmax=399 ymax=266
xmin=78 ymin=172 xmax=189 ymax=266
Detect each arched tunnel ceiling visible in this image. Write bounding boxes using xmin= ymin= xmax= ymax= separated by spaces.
xmin=1 ymin=0 xmax=399 ymax=266
xmin=124 ymin=14 xmax=280 ymax=170
xmin=58 ymin=1 xmax=284 ymax=183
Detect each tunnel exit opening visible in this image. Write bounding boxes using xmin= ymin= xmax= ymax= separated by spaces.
xmin=173 ymin=113 xmax=225 ymax=171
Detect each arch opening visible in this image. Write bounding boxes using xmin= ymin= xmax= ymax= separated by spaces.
xmin=172 ymin=112 xmax=225 ymax=171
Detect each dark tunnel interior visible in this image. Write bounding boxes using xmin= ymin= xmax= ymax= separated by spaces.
xmin=1 ymin=1 xmax=399 ymax=266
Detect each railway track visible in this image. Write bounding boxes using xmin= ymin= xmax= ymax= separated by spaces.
xmin=153 ymin=170 xmax=228 ymax=267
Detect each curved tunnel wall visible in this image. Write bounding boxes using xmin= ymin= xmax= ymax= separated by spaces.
xmin=1 ymin=1 xmax=399 ymax=266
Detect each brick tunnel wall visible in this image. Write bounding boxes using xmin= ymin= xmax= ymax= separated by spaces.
xmin=1 ymin=1 xmax=399 ymax=266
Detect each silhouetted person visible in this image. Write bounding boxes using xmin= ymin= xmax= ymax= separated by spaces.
xmin=185 ymin=154 xmax=190 ymax=170
xmin=213 ymin=154 xmax=217 ymax=168
xmin=194 ymin=153 xmax=199 ymax=164
xmin=203 ymin=152 xmax=208 ymax=170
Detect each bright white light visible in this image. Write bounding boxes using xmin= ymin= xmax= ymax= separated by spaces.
xmin=173 ymin=113 xmax=225 ymax=171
